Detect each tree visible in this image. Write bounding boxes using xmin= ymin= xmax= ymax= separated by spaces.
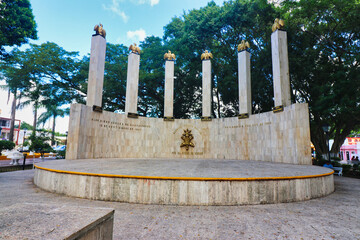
xmin=0 ymin=140 xmax=15 ymax=155
xmin=0 ymin=0 xmax=37 ymax=56
xmin=28 ymin=132 xmax=52 ymax=158
xmin=282 ymin=0 xmax=360 ymax=158
xmin=102 ymin=43 xmax=129 ymax=112
xmin=37 ymin=98 xmax=69 ymax=146
xmin=0 ymin=49 xmax=32 ymax=142
xmin=163 ymin=0 xmax=277 ymax=118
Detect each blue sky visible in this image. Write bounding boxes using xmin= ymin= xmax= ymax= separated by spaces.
xmin=0 ymin=0 xmax=225 ymax=134
xmin=29 ymin=0 xmax=224 ymax=57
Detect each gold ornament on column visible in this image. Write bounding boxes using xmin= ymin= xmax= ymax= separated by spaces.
xmin=272 ymin=18 xmax=285 ymax=32
xmin=94 ymin=23 xmax=106 ymax=38
xmin=164 ymin=50 xmax=176 ymax=60
xmin=201 ymin=50 xmax=213 ymax=60
xmin=129 ymin=43 xmax=141 ymax=54
xmin=238 ymin=40 xmax=250 ymax=51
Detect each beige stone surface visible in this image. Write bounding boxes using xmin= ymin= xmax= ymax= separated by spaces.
xmin=66 ymin=103 xmax=311 ymax=164
xmin=86 ymin=35 xmax=106 ymax=107
xmin=164 ymin=60 xmax=174 ymax=117
xmin=272 ymin=30 xmax=291 ymax=107
xmin=238 ymin=50 xmax=251 ymax=115
xmin=0 ymin=203 xmax=114 ymax=240
xmin=34 ymin=160 xmax=334 ymax=205
xmin=202 ymin=60 xmax=212 ymax=118
xmin=125 ymin=53 xmax=140 ymax=114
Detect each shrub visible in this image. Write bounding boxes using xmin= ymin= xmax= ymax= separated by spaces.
xmin=0 ymin=140 xmax=15 ymax=155
xmin=341 ymin=164 xmax=352 ymax=174
xmin=28 ymin=133 xmax=52 ymax=158
xmin=56 ymin=150 xmax=66 ymax=159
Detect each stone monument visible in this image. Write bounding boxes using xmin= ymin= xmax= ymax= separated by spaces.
xmin=201 ymin=50 xmax=213 ymax=120
xmin=163 ymin=51 xmax=176 ymax=120
xmin=86 ymin=24 xmax=106 ymax=109
xmin=271 ymin=18 xmax=291 ymax=109
xmin=34 ymin=22 xmax=334 ymax=206
xmin=125 ymin=43 xmax=141 ymax=118
xmin=237 ymin=40 xmax=251 ymax=118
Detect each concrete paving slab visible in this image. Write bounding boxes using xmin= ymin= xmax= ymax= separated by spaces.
xmin=0 ymin=203 xmax=114 ymax=240
xmin=0 ymin=170 xmax=359 ymax=239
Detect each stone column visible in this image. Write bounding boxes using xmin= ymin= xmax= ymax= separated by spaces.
xmin=164 ymin=60 xmax=175 ymax=119
xmin=86 ymin=35 xmax=106 ymax=108
xmin=202 ymin=59 xmax=212 ymax=119
xmin=271 ymin=29 xmax=291 ymax=108
xmin=125 ymin=53 xmax=140 ymax=117
xmin=238 ymin=50 xmax=251 ymax=118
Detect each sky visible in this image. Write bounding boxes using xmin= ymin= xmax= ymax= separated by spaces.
xmin=0 ymin=0 xmax=224 ymax=134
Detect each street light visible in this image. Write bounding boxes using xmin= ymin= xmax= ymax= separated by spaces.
xmin=23 ymin=128 xmax=27 ymax=144
xmin=65 ymin=131 xmax=68 ymax=148
xmin=322 ymin=123 xmax=331 ymax=161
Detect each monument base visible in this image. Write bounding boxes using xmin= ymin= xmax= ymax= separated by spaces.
xmin=34 ymin=159 xmax=334 ymax=206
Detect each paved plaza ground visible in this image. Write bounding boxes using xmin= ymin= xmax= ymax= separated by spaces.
xmin=1 ymin=169 xmax=359 ymax=240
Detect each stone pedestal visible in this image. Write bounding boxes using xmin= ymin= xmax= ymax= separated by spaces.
xmin=164 ymin=60 xmax=174 ymax=118
xmin=202 ymin=60 xmax=212 ymax=118
xmin=271 ymin=30 xmax=291 ymax=107
xmin=238 ymin=50 xmax=251 ymax=115
xmin=86 ymin=35 xmax=106 ymax=107
xmin=125 ymin=53 xmax=140 ymax=116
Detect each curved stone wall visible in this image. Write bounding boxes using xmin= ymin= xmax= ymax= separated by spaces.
xmin=66 ymin=103 xmax=311 ymax=165
xmin=34 ymin=166 xmax=334 ymax=206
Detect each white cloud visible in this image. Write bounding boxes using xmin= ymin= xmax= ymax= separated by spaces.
xmin=127 ymin=28 xmax=146 ymax=42
xmin=102 ymin=0 xmax=129 ymax=23
xmin=132 ymin=0 xmax=160 ymax=6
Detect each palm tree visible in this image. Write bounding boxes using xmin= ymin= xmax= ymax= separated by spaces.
xmin=0 ymin=49 xmax=31 ymax=142
xmin=16 ymin=81 xmax=43 ymax=134
xmin=37 ymin=104 xmax=69 ymax=146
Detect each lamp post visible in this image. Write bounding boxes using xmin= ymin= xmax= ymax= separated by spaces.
xmin=65 ymin=131 xmax=68 ymax=148
xmin=0 ymin=126 xmax=2 ymax=139
xmin=322 ymin=123 xmax=331 ymax=161
xmin=23 ymin=128 xmax=27 ymax=144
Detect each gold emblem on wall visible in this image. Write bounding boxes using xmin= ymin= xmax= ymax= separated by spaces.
xmin=180 ymin=129 xmax=195 ymax=151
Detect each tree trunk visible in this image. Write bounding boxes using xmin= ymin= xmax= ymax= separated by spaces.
xmin=9 ymin=92 xmax=17 ymax=142
xmin=32 ymin=101 xmax=38 ymax=134
xmin=216 ymin=88 xmax=221 ymax=118
xmin=51 ymin=115 xmax=56 ymax=146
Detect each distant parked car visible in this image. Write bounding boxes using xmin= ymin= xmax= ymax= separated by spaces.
xmin=53 ymin=145 xmax=66 ymax=151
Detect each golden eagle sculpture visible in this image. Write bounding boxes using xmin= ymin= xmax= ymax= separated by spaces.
xmin=272 ymin=18 xmax=285 ymax=32
xmin=238 ymin=40 xmax=250 ymax=51
xmin=201 ymin=50 xmax=213 ymax=60
xmin=129 ymin=43 xmax=141 ymax=54
xmin=164 ymin=50 xmax=176 ymax=60
xmin=94 ymin=23 xmax=106 ymax=38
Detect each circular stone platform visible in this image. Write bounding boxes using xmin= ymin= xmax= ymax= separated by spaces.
xmin=34 ymin=159 xmax=334 ymax=205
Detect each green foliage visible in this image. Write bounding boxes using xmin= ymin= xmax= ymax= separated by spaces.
xmin=20 ymin=121 xmax=33 ymax=130
xmin=0 ymin=140 xmax=15 ymax=155
xmin=341 ymin=164 xmax=352 ymax=174
xmin=23 ymin=140 xmax=30 ymax=147
xmin=163 ymin=0 xmax=278 ymax=117
xmin=28 ymin=133 xmax=52 ymax=155
xmin=281 ymin=0 xmax=360 ymax=156
xmin=0 ymin=0 xmax=37 ymax=55
xmin=56 ymin=150 xmax=66 ymax=159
